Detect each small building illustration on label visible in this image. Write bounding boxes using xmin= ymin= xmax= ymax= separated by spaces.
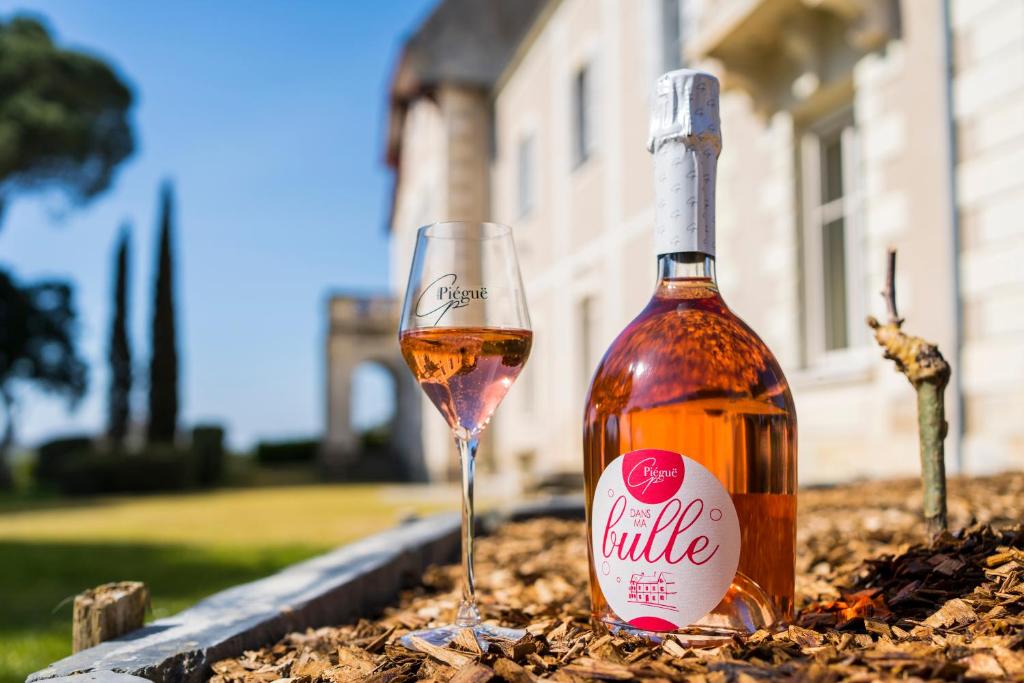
xmin=627 ymin=571 xmax=679 ymax=612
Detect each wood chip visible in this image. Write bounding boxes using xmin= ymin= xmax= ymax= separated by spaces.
xmin=453 ymin=627 xmax=484 ymax=654
xmin=208 ymin=474 xmax=1024 ymax=683
xmin=924 ymin=598 xmax=977 ymax=628
xmin=561 ymin=657 xmax=635 ymax=680
xmin=407 ymin=636 xmax=475 ymax=668
xmin=492 ymin=658 xmax=536 ymax=683
xmin=448 ymin=663 xmax=496 ymax=683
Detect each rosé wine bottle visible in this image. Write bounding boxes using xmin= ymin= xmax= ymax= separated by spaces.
xmin=583 ymin=69 xmax=797 ymax=644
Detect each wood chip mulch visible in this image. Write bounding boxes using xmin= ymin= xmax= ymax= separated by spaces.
xmin=210 ymin=473 xmax=1024 ymax=682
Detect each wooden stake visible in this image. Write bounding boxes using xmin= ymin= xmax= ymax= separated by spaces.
xmin=72 ymin=581 xmax=149 ymax=653
xmin=867 ymin=248 xmax=950 ymax=534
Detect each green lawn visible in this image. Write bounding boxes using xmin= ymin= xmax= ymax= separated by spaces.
xmin=0 ymin=484 xmax=450 ymax=683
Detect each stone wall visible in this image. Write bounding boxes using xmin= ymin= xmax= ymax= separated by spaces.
xmin=952 ymin=0 xmax=1024 ymax=473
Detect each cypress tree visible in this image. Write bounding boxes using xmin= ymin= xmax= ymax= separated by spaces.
xmin=147 ymin=182 xmax=178 ymax=443
xmin=107 ymin=225 xmax=132 ymax=446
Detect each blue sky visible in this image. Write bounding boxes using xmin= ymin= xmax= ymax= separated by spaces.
xmin=0 ymin=0 xmax=436 ymax=448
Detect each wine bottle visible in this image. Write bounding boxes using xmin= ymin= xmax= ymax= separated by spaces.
xmin=582 ymin=69 xmax=797 ymax=643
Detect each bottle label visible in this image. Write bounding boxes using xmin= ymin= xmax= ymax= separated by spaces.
xmin=590 ymin=449 xmax=740 ymax=631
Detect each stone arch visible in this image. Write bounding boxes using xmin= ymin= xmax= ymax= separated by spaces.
xmin=349 ymin=359 xmax=398 ymax=432
xmin=323 ymin=294 xmax=425 ymax=481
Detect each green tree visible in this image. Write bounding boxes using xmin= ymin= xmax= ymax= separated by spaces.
xmin=0 ymin=15 xmax=134 ymax=486
xmin=147 ymin=183 xmax=178 ymax=443
xmin=107 ymin=225 xmax=132 ymax=447
xmin=0 ymin=270 xmax=87 ymax=487
xmin=0 ymin=16 xmax=134 ymax=223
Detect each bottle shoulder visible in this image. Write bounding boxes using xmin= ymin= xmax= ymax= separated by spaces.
xmin=587 ymin=290 xmax=793 ymax=415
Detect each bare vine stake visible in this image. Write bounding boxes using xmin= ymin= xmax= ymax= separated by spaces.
xmin=72 ymin=581 xmax=149 ymax=652
xmin=867 ymin=248 xmax=950 ymax=534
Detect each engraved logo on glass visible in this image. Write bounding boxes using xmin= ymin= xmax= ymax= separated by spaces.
xmin=414 ymin=274 xmax=488 ymax=326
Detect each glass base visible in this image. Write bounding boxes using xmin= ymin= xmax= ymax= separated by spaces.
xmin=400 ymin=623 xmax=527 ymax=651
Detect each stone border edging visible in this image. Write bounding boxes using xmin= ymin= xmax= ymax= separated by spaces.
xmin=28 ymin=513 xmax=461 ymax=683
xmin=28 ymin=495 xmax=584 ymax=683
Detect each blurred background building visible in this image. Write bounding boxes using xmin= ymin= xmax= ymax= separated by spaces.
xmin=345 ymin=0 xmax=1024 ymax=488
xmin=323 ymin=294 xmax=424 ymax=481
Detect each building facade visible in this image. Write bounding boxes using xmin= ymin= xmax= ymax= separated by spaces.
xmin=385 ymin=0 xmax=1024 ymax=487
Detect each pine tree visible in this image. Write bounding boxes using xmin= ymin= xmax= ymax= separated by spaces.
xmin=147 ymin=182 xmax=178 ymax=443
xmin=0 ymin=17 xmax=134 ymax=230
xmin=107 ymin=225 xmax=132 ymax=446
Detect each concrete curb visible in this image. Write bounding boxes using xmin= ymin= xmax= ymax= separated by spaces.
xmin=29 ymin=513 xmax=461 ymax=683
xmin=28 ymin=497 xmax=584 ymax=683
xmin=31 ymin=675 xmax=154 ymax=683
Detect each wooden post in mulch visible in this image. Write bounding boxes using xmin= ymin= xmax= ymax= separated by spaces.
xmin=867 ymin=248 xmax=951 ymax=535
xmin=72 ymin=581 xmax=149 ymax=653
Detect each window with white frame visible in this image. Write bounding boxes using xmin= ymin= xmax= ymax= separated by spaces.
xmin=572 ymin=63 xmax=595 ymax=167
xmin=800 ymin=108 xmax=864 ymax=363
xmin=578 ymin=295 xmax=597 ymax=385
xmin=517 ymin=134 xmax=535 ymax=217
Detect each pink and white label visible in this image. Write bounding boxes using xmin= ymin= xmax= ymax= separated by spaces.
xmin=591 ymin=449 xmax=740 ymax=632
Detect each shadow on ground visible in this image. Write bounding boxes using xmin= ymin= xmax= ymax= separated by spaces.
xmin=0 ymin=540 xmax=323 ymax=683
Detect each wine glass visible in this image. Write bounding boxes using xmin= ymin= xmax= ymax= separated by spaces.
xmin=398 ymin=221 xmax=532 ymax=649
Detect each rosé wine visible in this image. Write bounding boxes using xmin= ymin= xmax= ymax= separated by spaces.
xmin=400 ymin=326 xmax=532 ymax=437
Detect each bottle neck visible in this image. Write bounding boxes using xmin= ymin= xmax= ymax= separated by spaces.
xmin=657 ymin=252 xmax=717 ymax=282
xmin=652 ymin=139 xmax=718 ymax=257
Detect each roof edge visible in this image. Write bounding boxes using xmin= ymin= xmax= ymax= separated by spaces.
xmin=492 ymin=0 xmax=562 ymax=96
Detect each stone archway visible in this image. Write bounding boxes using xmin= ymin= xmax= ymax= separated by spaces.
xmin=322 ymin=294 xmax=425 ymax=481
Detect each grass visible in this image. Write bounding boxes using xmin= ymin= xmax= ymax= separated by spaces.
xmin=0 ymin=483 xmax=450 ymax=683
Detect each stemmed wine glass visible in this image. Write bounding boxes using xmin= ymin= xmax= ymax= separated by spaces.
xmin=398 ymin=221 xmax=532 ymax=649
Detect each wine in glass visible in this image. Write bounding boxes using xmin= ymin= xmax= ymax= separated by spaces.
xmin=398 ymin=221 xmax=532 ymax=649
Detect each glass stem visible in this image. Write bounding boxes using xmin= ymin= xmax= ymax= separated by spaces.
xmin=455 ymin=434 xmax=481 ymax=626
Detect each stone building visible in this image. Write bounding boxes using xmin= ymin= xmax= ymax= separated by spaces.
xmin=381 ymin=0 xmax=1024 ymax=487
xmin=323 ymin=294 xmax=425 ymax=481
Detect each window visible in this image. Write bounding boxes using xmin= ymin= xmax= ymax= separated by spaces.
xmin=820 ymin=133 xmax=848 ymax=350
xmin=579 ymin=296 xmax=597 ymax=384
xmin=660 ymin=0 xmax=683 ymax=72
xmin=573 ymin=64 xmax=594 ymax=167
xmin=801 ymin=109 xmax=863 ymax=362
xmin=517 ymin=134 xmax=535 ymax=217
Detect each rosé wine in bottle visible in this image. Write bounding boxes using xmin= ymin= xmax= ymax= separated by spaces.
xmin=583 ymin=70 xmax=797 ymax=643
